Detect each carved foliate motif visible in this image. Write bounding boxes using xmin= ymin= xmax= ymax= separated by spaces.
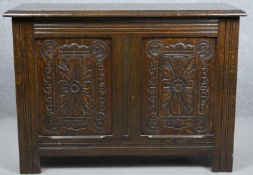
xmin=159 ymin=42 xmax=195 ymax=116
xmin=196 ymin=41 xmax=214 ymax=114
xmin=40 ymin=39 xmax=111 ymax=135
xmin=144 ymin=39 xmax=215 ymax=135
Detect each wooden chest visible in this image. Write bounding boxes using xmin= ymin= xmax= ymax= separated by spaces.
xmin=4 ymin=3 xmax=246 ymax=173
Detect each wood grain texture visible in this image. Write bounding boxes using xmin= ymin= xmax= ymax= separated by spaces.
xmin=12 ymin=19 xmax=41 ymax=174
xmin=33 ymin=19 xmax=219 ymax=38
xmin=3 ymin=3 xmax=246 ymax=17
xmin=36 ymin=39 xmax=112 ymax=136
xmin=212 ymin=18 xmax=240 ymax=172
xmin=5 ymin=3 xmax=245 ymax=174
xmin=142 ymin=38 xmax=215 ymax=136
xmin=39 ymin=146 xmax=213 ymax=157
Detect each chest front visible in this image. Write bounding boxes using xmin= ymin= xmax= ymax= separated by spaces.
xmin=4 ymin=3 xmax=246 ymax=173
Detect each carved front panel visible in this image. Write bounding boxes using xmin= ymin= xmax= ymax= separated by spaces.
xmin=142 ymin=38 xmax=215 ymax=135
xmin=37 ymin=39 xmax=112 ymax=135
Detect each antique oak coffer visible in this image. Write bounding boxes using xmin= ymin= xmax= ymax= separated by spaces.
xmin=4 ymin=3 xmax=246 ymax=174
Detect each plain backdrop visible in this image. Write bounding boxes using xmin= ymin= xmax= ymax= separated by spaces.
xmin=0 ymin=0 xmax=252 ymax=175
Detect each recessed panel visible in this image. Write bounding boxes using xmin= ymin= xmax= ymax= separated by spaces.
xmin=142 ymin=38 xmax=215 ymax=135
xmin=36 ymin=39 xmax=112 ymax=136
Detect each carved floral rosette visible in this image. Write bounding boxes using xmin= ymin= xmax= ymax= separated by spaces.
xmin=41 ymin=40 xmax=109 ymax=134
xmin=146 ymin=39 xmax=214 ymax=134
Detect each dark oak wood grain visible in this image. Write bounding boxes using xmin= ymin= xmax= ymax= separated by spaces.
xmin=4 ymin=3 xmax=245 ymax=174
xmin=212 ymin=17 xmax=240 ymax=172
xmin=4 ymin=3 xmax=246 ymax=17
xmin=12 ymin=18 xmax=41 ymax=174
xmin=37 ymin=39 xmax=112 ymax=136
